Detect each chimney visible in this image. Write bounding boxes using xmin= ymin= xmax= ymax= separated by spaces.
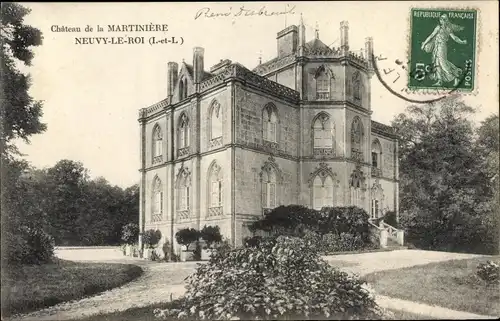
xmin=193 ymin=47 xmax=204 ymax=84
xmin=277 ymin=25 xmax=298 ymax=57
xmin=340 ymin=21 xmax=349 ymax=53
xmin=167 ymin=62 xmax=178 ymax=103
xmin=365 ymin=37 xmax=374 ymax=69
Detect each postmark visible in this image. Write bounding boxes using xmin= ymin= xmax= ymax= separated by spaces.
xmin=408 ymin=8 xmax=477 ymax=92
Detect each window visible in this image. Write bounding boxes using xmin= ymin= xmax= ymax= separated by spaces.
xmin=152 ymin=177 xmax=163 ymax=221
xmin=353 ymin=71 xmax=362 ymax=101
xmin=371 ymin=139 xmax=382 ymax=168
xmin=178 ymin=114 xmax=190 ymax=149
xmin=210 ymin=100 xmax=222 ymax=140
xmin=262 ymin=168 xmax=277 ymax=209
xmin=371 ymin=182 xmax=384 ymax=219
xmin=179 ymin=77 xmax=188 ymax=100
xmin=179 ymin=186 xmax=189 ymax=211
xmin=176 ymin=167 xmax=191 ymax=217
xmin=313 ymin=175 xmax=334 ymax=210
xmin=313 ymin=113 xmax=334 ymax=149
xmin=316 ymin=73 xmax=330 ymax=100
xmin=351 ymin=117 xmax=364 ymax=161
xmin=263 ymin=104 xmax=278 ymax=143
xmin=371 ymin=199 xmax=379 ymax=219
xmin=152 ymin=125 xmax=163 ymax=163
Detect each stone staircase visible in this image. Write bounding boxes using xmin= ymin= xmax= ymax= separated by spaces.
xmin=368 ymin=220 xmax=405 ymax=250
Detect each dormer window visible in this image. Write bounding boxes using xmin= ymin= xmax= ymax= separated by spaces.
xmin=179 ymin=77 xmax=188 ymax=100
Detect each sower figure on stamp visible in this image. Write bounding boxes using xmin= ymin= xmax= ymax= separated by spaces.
xmin=421 ymin=14 xmax=467 ymax=87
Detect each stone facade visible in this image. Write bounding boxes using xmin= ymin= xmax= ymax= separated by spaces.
xmin=138 ymin=20 xmax=399 ymax=253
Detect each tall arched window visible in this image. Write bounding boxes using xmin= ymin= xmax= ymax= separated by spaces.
xmin=371 ymin=139 xmax=382 ymax=176
xmin=353 ymin=71 xmax=362 ymax=101
xmin=152 ymin=176 xmax=163 ymax=222
xmin=152 ymin=124 xmax=163 ymax=164
xmin=313 ymin=113 xmax=335 ymax=156
xmin=313 ymin=175 xmax=334 ymax=210
xmin=176 ymin=168 xmax=190 ymax=218
xmin=262 ymin=104 xmax=278 ymax=143
xmin=208 ymin=162 xmax=223 ymax=217
xmin=179 ymin=77 xmax=188 ymax=100
xmin=316 ymin=72 xmax=330 ymax=100
xmin=351 ymin=117 xmax=364 ymax=161
xmin=262 ymin=167 xmax=277 ymax=210
xmin=178 ymin=114 xmax=190 ymax=155
xmin=210 ymin=100 xmax=222 ymax=140
xmin=371 ymin=182 xmax=384 ymax=219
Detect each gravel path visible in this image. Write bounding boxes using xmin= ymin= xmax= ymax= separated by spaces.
xmin=6 ymin=249 xmax=493 ymax=320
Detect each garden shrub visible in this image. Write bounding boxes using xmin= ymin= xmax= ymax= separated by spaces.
xmin=143 ymin=229 xmax=162 ymax=249
xmin=3 ymin=227 xmax=55 ymax=265
xmin=243 ymin=235 xmax=264 ymax=248
xmin=154 ymin=236 xmax=387 ymax=320
xmin=175 ymin=228 xmax=200 ymax=251
xmin=249 ymin=205 xmax=320 ymax=236
xmin=476 ymin=261 xmax=499 ymax=284
xmin=318 ymin=207 xmax=371 ymax=243
xmin=200 ymin=225 xmax=222 ymax=249
xmin=121 ymin=223 xmax=139 ymax=245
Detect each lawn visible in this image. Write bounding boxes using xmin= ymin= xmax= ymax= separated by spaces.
xmin=362 ymin=256 xmax=500 ymax=317
xmin=1 ymin=258 xmax=143 ymax=317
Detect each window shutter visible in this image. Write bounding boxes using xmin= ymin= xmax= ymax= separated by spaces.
xmin=324 ymin=130 xmax=333 ymax=148
xmin=263 ymin=119 xmax=268 ymax=141
xmin=160 ymin=192 xmax=163 ymax=213
xmin=325 ymin=184 xmax=334 ymax=207
xmin=211 ymin=181 xmax=218 ymax=207
xmin=180 ymin=129 xmax=185 ymax=148
xmin=218 ymin=180 xmax=222 ymax=206
xmin=314 ymin=185 xmax=322 ymax=210
xmin=314 ymin=129 xmax=322 ymax=148
xmin=262 ymin=182 xmax=268 ymax=207
xmin=269 ymin=183 xmax=276 ymax=208
xmin=186 ymin=187 xmax=190 ymax=209
xmin=270 ymin=123 xmax=277 ymax=142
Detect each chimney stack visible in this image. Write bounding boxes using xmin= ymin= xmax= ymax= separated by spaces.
xmin=193 ymin=47 xmax=205 ymax=84
xmin=340 ymin=21 xmax=349 ymax=53
xmin=276 ymin=25 xmax=298 ymax=58
xmin=167 ymin=62 xmax=178 ymax=103
xmin=365 ymin=37 xmax=374 ymax=69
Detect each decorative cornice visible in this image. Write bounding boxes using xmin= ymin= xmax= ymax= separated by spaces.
xmin=253 ymin=54 xmax=296 ymax=75
xmin=371 ymin=120 xmax=397 ymax=139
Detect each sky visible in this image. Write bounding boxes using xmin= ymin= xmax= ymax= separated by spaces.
xmin=16 ymin=1 xmax=499 ymax=188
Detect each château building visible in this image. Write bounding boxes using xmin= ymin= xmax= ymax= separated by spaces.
xmin=138 ymin=19 xmax=399 ymax=252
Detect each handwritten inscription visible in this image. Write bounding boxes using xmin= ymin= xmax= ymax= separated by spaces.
xmin=194 ymin=5 xmax=296 ymax=20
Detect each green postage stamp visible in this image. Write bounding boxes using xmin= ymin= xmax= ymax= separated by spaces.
xmin=409 ymin=8 xmax=477 ymax=92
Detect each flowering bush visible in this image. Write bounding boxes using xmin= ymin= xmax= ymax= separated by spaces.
xmin=121 ymin=223 xmax=139 ymax=245
xmin=476 ymin=261 xmax=499 ymax=284
xmin=153 ymin=236 xmax=386 ymax=320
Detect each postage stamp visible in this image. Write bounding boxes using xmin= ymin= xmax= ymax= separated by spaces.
xmin=408 ymin=8 xmax=477 ymax=92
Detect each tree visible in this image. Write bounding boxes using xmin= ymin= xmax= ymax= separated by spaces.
xmin=200 ymin=225 xmax=222 ymax=248
xmin=175 ymin=228 xmax=200 ymax=251
xmin=44 ymin=160 xmax=88 ymax=245
xmin=143 ymin=229 xmax=162 ymax=249
xmin=392 ymin=95 xmax=497 ymax=254
xmin=1 ymin=3 xmax=46 ymax=159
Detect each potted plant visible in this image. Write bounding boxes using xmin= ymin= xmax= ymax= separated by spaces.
xmin=143 ymin=229 xmax=162 ymax=260
xmin=121 ymin=223 xmax=139 ymax=256
xmin=200 ymin=225 xmax=222 ymax=260
xmin=175 ymin=228 xmax=200 ymax=261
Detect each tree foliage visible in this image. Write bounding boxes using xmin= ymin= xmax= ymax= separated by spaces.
xmin=1 ymin=2 xmax=46 ymax=159
xmin=175 ymin=228 xmax=200 ymax=251
xmin=200 ymin=225 xmax=222 ymax=249
xmin=392 ymin=95 xmax=499 ymax=254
